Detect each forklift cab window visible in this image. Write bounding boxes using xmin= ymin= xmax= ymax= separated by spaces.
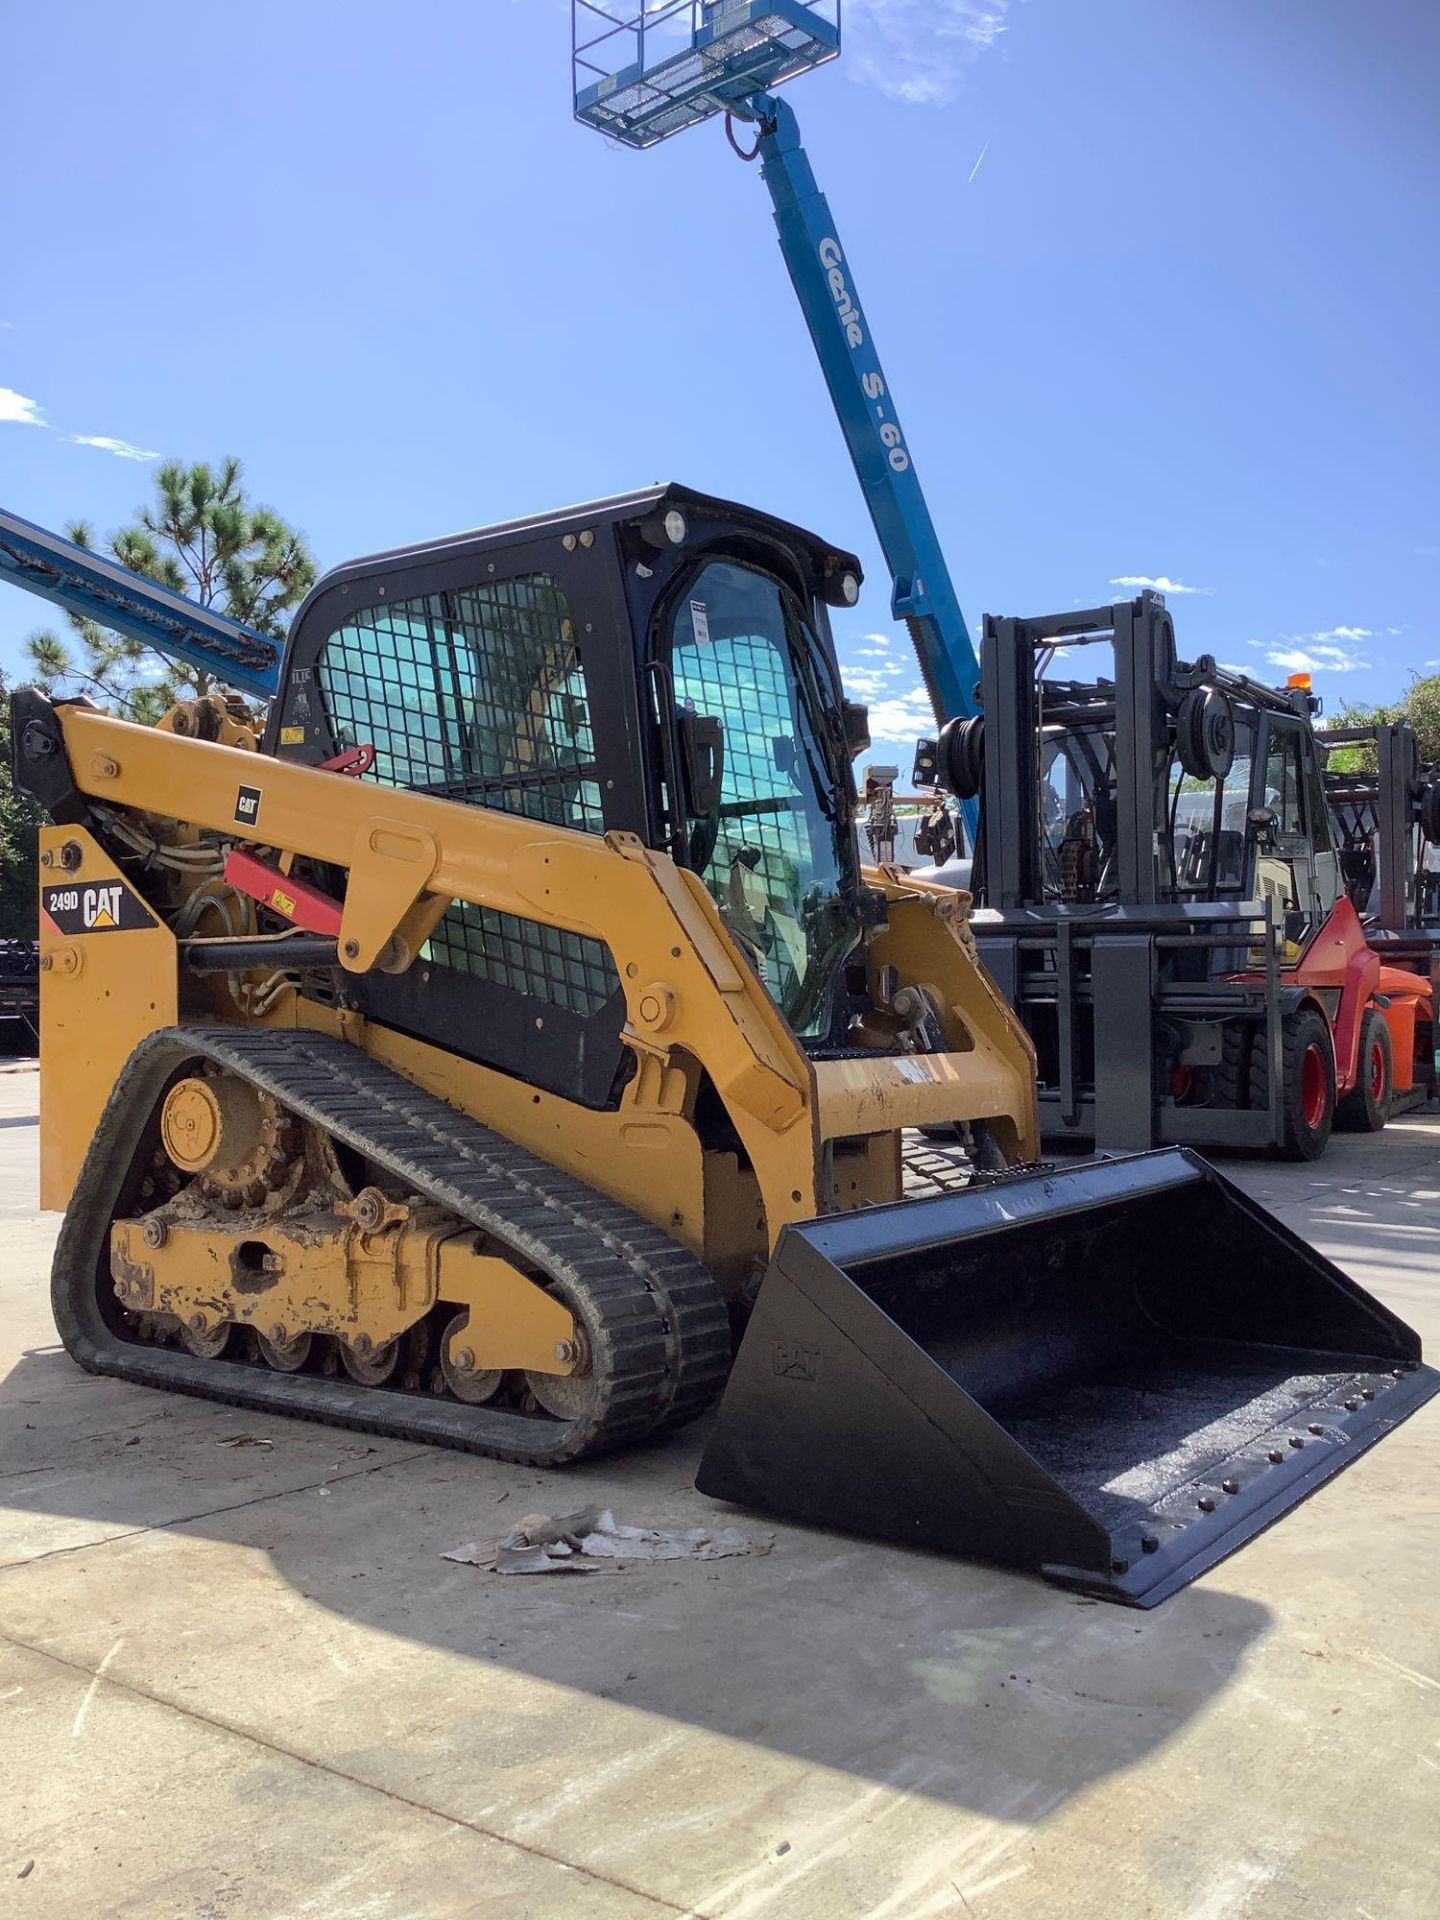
xmin=1259 ymin=718 xmax=1342 ymax=927
xmin=1039 ymin=727 xmax=1117 ymax=903
xmin=1170 ymin=713 xmax=1256 ymax=894
xmin=1262 ymin=726 xmax=1307 ymax=843
xmin=664 ymin=559 xmax=859 ymax=1038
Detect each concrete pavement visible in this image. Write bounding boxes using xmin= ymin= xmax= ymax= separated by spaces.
xmin=2 ymin=1062 xmax=1437 ymax=1919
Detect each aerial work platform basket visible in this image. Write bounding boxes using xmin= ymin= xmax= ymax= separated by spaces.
xmin=572 ymin=0 xmax=840 ymax=147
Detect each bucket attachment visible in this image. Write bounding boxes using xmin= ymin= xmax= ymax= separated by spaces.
xmin=696 ymin=1150 xmax=1439 ymax=1605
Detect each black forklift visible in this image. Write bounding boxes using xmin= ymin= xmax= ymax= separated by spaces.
xmin=915 ymin=592 xmax=1439 ymax=1156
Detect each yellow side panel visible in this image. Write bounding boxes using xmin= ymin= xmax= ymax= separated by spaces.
xmin=38 ymin=826 xmax=177 ymax=1211
xmin=275 ymin=999 xmax=713 ymax=1262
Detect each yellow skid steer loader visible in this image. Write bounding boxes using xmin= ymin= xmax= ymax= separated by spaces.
xmin=11 ymin=485 xmax=1436 ymax=1604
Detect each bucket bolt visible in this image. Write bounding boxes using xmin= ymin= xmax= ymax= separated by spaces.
xmin=1308 ymin=1423 xmax=1324 ymax=1436
xmin=268 ymin=1323 xmax=288 ymax=1345
xmin=554 ymin=1338 xmax=579 ymax=1365
xmin=142 ymin=1217 xmax=168 ymax=1249
xmin=454 ymin=1347 xmax=476 ymax=1372
xmin=1221 ymin=1478 xmax=1239 ymax=1495
xmin=1197 ymin=1495 xmax=1216 ymax=1513
xmin=1289 ymin=1435 xmax=1305 ymax=1449
xmin=1268 ymin=1449 xmax=1285 ymax=1464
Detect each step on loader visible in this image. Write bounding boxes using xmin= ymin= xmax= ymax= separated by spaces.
xmin=11 ymin=485 xmax=1437 ymax=1603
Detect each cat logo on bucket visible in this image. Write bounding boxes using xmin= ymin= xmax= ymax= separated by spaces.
xmin=42 ymin=878 xmax=158 ymax=938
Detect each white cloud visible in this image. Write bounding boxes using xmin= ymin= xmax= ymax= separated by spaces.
xmin=864 ymin=687 xmax=941 ymax=745
xmin=847 ymin=1 xmax=1011 ymax=107
xmin=840 ymin=663 xmax=938 ymax=750
xmin=1248 ymin=628 xmax=1374 ymax=675
xmin=66 ymin=433 xmax=159 ymax=462
xmin=1109 ymin=574 xmax=1213 ymax=597
xmin=841 ymin=665 xmax=896 ymax=699
xmin=0 ymin=386 xmax=45 ymax=426
xmin=0 ymin=387 xmax=157 ymax=458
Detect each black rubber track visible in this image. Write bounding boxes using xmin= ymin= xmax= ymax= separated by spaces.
xmin=53 ymin=1026 xmax=733 ymax=1465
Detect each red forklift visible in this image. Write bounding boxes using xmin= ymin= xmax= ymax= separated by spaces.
xmin=917 ymin=592 xmax=1439 ymax=1158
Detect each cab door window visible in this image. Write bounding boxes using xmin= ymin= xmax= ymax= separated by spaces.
xmin=665 ymin=559 xmax=858 ymax=1037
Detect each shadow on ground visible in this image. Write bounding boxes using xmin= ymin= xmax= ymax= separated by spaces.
xmin=0 ymin=1325 xmax=1280 ymax=1835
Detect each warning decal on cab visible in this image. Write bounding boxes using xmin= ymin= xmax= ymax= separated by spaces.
xmin=42 ymin=878 xmax=158 ymax=937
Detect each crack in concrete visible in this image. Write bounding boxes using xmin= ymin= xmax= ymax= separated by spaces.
xmin=0 ymin=1447 xmax=435 ymax=1574
xmin=0 ymin=1625 xmax=705 ymax=1919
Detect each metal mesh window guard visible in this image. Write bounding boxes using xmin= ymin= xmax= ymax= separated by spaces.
xmin=316 ymin=575 xmax=604 ymax=833
xmin=317 ymin=574 xmax=614 ymax=1010
xmin=424 ymin=903 xmax=620 ymax=1018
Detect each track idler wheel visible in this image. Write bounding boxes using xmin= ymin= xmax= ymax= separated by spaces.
xmin=438 ymin=1310 xmax=503 ymax=1405
xmin=341 ymin=1336 xmax=401 ymax=1386
xmin=525 ymin=1327 xmax=594 ymax=1420
xmin=257 ymin=1327 xmax=312 ymax=1372
xmin=179 ymin=1317 xmax=232 ymax=1360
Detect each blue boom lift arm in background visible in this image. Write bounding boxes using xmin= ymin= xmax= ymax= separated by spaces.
xmin=740 ymin=91 xmax=981 ymax=732
xmin=0 ymin=505 xmax=282 ymax=701
xmin=572 ymin=5 xmax=979 ymax=831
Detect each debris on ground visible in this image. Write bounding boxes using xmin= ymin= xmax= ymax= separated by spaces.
xmin=215 ymin=1435 xmax=274 ymax=1451
xmin=442 ymin=1505 xmax=773 ymax=1575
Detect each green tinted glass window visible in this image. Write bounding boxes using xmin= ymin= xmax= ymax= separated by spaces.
xmin=668 ymin=560 xmax=858 ymax=1037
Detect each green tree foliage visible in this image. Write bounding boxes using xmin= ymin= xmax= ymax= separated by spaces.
xmin=1403 ymin=675 xmax=1440 ymax=765
xmin=1326 ymin=677 xmax=1440 ymax=772
xmin=0 ymin=671 xmax=47 ymax=937
xmin=25 ymin=458 xmax=316 ymax=726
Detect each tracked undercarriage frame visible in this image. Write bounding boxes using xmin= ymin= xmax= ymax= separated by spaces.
xmin=64 ymin=1026 xmax=732 ymax=1464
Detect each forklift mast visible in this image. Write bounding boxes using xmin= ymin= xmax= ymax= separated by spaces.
xmin=966 ymin=594 xmax=1438 ymax=1155
xmin=1320 ymin=721 xmax=1440 ymax=934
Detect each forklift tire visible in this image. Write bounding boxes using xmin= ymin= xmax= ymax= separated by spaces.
xmin=1335 ymin=1006 xmax=1392 ymax=1134
xmin=1213 ymin=1022 xmax=1252 ymax=1109
xmin=1252 ymin=1007 xmax=1335 ymax=1160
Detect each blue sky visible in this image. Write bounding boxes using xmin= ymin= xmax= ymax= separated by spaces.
xmin=2 ymin=0 xmax=1437 ymax=764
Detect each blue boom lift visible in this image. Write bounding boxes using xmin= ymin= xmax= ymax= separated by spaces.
xmin=0 ymin=505 xmax=281 ymax=701
xmin=573 ymin=0 xmax=981 ymax=832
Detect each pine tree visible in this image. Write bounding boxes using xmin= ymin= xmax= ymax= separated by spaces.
xmin=25 ymin=458 xmax=316 ymax=725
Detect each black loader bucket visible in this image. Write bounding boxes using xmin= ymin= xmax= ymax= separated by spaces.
xmin=696 ymin=1150 xmax=1439 ymax=1605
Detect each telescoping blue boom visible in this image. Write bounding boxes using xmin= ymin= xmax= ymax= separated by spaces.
xmin=0 ymin=505 xmax=282 ymax=700
xmin=572 ymin=2 xmax=981 ymax=832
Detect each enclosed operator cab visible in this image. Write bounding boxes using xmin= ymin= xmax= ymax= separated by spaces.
xmin=265 ymin=484 xmax=877 ymax=1102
